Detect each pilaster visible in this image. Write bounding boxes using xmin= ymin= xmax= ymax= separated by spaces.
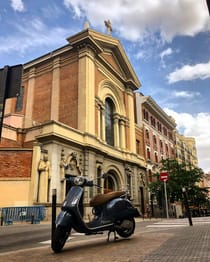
xmin=127 ymin=88 xmax=136 ymax=153
xmin=77 ymin=46 xmax=95 ymax=134
xmin=24 ymin=67 xmax=35 ymax=128
xmin=51 ymin=57 xmax=60 ymax=121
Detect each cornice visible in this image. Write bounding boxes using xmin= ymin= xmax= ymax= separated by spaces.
xmin=143 ymin=96 xmax=176 ymax=129
xmin=23 ymin=45 xmax=72 ymax=70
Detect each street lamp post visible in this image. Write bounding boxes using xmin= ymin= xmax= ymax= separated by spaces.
xmin=182 ymin=187 xmax=193 ymax=226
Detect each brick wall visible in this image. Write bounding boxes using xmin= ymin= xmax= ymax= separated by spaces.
xmin=0 ymin=150 xmax=32 ymax=178
xmin=33 ymin=72 xmax=52 ymax=123
xmin=59 ymin=62 xmax=78 ymax=128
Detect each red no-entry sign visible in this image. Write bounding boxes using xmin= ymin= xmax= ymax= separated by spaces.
xmin=160 ymin=172 xmax=169 ymax=182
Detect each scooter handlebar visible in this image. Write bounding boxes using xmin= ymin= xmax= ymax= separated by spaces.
xmin=65 ymin=175 xmax=102 ymax=188
xmin=86 ymin=180 xmax=94 ymax=187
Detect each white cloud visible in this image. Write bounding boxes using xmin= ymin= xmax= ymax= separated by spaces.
xmin=0 ymin=18 xmax=69 ymax=55
xmin=167 ymin=60 xmax=210 ymax=83
xmin=160 ymin=48 xmax=173 ymax=59
xmin=172 ymin=90 xmax=200 ymax=99
xmin=160 ymin=47 xmax=173 ymax=68
xmin=10 ymin=0 xmax=24 ymax=12
xmin=164 ymin=108 xmax=210 ymax=173
xmin=63 ymin=0 xmax=210 ymax=42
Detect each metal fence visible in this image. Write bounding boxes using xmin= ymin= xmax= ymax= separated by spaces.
xmin=0 ymin=206 xmax=46 ymax=225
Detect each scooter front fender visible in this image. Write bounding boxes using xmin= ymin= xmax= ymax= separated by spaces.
xmin=56 ymin=210 xmax=72 ymax=228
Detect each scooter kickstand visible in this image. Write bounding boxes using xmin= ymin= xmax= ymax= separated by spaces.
xmin=107 ymin=230 xmax=118 ymax=242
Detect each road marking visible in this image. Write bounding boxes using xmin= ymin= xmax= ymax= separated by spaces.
xmin=39 ymin=236 xmax=75 ymax=245
xmin=147 ymin=224 xmax=186 ymax=228
xmin=146 ymin=217 xmax=210 ymax=229
xmin=39 ymin=232 xmax=84 ymax=244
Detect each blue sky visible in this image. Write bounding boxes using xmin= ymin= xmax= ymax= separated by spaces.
xmin=0 ymin=0 xmax=210 ymax=172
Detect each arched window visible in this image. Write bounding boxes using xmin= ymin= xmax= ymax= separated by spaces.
xmin=105 ymin=98 xmax=114 ymax=146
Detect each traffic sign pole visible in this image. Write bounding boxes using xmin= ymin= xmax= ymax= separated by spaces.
xmin=160 ymin=172 xmax=169 ymax=219
xmin=164 ymin=180 xmax=169 ymax=219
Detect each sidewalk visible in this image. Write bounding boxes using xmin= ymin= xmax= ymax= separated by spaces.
xmin=143 ymin=223 xmax=210 ymax=261
xmin=0 ymin=222 xmax=210 ymax=261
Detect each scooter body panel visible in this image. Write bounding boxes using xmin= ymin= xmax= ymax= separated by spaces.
xmin=56 ymin=211 xmax=72 ymax=231
xmin=101 ymin=198 xmax=140 ymax=222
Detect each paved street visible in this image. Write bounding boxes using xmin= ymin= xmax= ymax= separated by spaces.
xmin=0 ymin=217 xmax=210 ymax=261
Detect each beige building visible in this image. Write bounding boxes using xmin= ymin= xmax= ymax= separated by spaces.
xmin=0 ymin=27 xmax=147 ymax=217
xmin=174 ymin=132 xmax=198 ymax=167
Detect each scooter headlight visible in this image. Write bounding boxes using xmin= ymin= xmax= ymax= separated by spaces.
xmin=74 ymin=176 xmax=85 ymax=186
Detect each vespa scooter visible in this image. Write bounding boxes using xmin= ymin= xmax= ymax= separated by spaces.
xmin=51 ymin=175 xmax=140 ymax=253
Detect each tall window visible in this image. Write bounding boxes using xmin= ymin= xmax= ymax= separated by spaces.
xmin=15 ymin=86 xmax=24 ymax=112
xmin=136 ymin=139 xmax=140 ymax=155
xmin=105 ymin=98 xmax=114 ymax=146
xmin=147 ymin=148 xmax=151 ymax=159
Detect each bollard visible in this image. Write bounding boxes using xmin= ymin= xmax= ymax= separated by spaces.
xmin=31 ymin=214 xmax=34 ymax=224
xmin=51 ymin=188 xmax=57 ymax=247
xmin=0 ymin=215 xmax=3 ymax=226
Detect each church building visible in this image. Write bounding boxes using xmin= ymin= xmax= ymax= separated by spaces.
xmin=0 ymin=25 xmax=146 ymax=218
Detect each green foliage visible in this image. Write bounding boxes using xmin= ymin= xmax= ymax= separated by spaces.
xmin=149 ymin=158 xmax=209 ymax=208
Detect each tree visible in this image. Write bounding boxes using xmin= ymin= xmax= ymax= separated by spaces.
xmin=149 ymin=158 xmax=209 ymax=209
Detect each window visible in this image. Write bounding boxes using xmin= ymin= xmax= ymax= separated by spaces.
xmin=136 ymin=139 xmax=140 ymax=154
xmin=143 ymin=109 xmax=149 ymax=121
xmin=15 ymin=86 xmax=24 ymax=112
xmin=150 ymin=116 xmax=156 ymax=128
xmin=146 ymin=129 xmax=149 ymax=139
xmin=169 ymin=132 xmax=173 ymax=141
xmin=148 ymin=169 xmax=152 ymax=182
xmin=157 ymin=122 xmax=162 ymax=133
xmin=145 ymin=130 xmax=150 ymax=145
xmin=153 ymin=135 xmax=157 ymax=145
xmin=105 ymin=98 xmax=114 ymax=146
xmin=163 ymin=127 xmax=168 ymax=137
xmin=155 ymin=152 xmax=158 ymax=163
xmin=165 ymin=144 xmax=169 ymax=156
xmin=147 ymin=148 xmax=151 ymax=159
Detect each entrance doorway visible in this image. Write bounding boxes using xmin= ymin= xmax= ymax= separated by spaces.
xmin=104 ymin=172 xmax=119 ymax=193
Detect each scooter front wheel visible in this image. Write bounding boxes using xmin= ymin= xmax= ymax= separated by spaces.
xmin=115 ymin=217 xmax=135 ymax=238
xmin=51 ymin=226 xmax=70 ymax=253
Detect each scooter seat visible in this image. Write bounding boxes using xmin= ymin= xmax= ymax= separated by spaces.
xmin=90 ymin=191 xmax=126 ymax=207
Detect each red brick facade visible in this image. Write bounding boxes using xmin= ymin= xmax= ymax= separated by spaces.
xmin=0 ymin=150 xmax=32 ymax=178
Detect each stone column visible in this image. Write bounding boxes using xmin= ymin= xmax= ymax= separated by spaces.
xmin=119 ymin=118 xmax=126 ymax=149
xmin=101 ymin=105 xmax=105 ymax=141
xmin=96 ymin=103 xmax=101 ymax=139
xmin=114 ymin=113 xmax=120 ymax=148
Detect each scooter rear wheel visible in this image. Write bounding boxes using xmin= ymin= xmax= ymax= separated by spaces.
xmin=51 ymin=226 xmax=70 ymax=253
xmin=115 ymin=217 xmax=135 ymax=238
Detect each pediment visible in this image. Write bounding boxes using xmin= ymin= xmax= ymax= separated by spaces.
xmin=67 ymin=29 xmax=141 ymax=90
